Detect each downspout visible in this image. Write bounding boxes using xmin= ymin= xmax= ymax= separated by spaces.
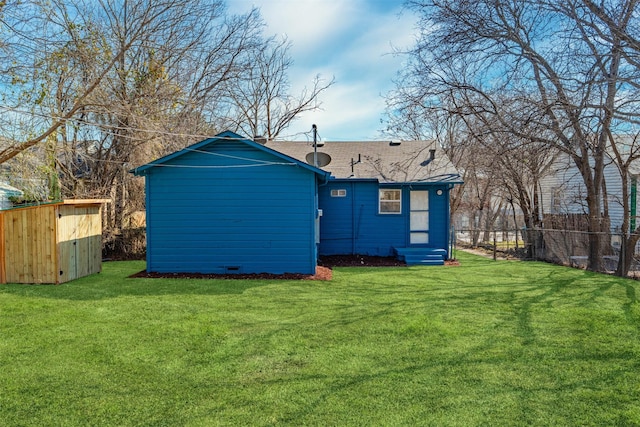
xmin=445 ymin=187 xmax=451 ymax=259
xmin=318 ymin=171 xmax=330 ymax=187
xmin=315 ymin=172 xmax=330 ymax=268
xmin=145 ymin=172 xmax=152 ymax=272
xmin=351 ymin=182 xmax=356 ymax=255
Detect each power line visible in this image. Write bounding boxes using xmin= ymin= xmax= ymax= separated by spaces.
xmin=139 ymin=162 xmax=297 ymax=170
xmin=184 ymin=148 xmax=286 ymax=165
xmin=0 ymin=105 xmax=227 ymax=141
xmin=0 ymin=104 xmax=387 ymax=143
xmin=0 ymin=104 xmax=329 ymax=143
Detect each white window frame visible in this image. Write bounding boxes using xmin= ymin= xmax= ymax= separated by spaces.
xmin=331 ymin=189 xmax=347 ymax=197
xmin=410 ymin=190 xmax=429 ymax=244
xmin=379 ymin=189 xmax=402 ymax=214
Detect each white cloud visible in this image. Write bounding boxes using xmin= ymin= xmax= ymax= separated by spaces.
xmin=228 ymin=0 xmax=358 ymax=54
xmin=226 ymin=0 xmax=418 ymax=140
xmin=254 ymin=0 xmax=357 ymax=57
xmin=283 ymin=77 xmax=388 ymax=141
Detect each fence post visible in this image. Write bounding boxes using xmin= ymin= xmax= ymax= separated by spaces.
xmin=505 ymin=229 xmax=509 ymax=253
xmin=621 ymin=232 xmax=626 ymax=276
xmin=493 ymin=230 xmax=497 ymax=261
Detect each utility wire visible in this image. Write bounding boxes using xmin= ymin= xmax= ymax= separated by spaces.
xmin=140 ymin=162 xmax=297 ymax=169
xmin=0 ymin=104 xmax=333 ymax=143
xmin=0 ymin=104 xmax=385 ymax=143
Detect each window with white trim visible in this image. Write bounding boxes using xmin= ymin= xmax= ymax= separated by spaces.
xmin=331 ymin=189 xmax=347 ymax=197
xmin=379 ymin=189 xmax=401 ymax=214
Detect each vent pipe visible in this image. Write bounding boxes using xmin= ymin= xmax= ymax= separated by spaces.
xmin=312 ymin=124 xmax=318 ymax=167
xmin=429 ymin=149 xmax=436 ymax=161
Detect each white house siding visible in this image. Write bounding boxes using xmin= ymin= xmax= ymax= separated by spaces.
xmin=0 ymin=183 xmax=23 ymax=210
xmin=539 ymin=153 xmax=635 ymax=232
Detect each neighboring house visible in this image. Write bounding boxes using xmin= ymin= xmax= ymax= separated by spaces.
xmin=0 ymin=183 xmax=23 ymax=210
xmin=132 ymin=131 xmax=463 ymax=275
xmin=539 ymin=150 xmax=640 ymax=232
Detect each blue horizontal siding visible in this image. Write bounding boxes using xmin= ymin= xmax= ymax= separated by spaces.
xmin=145 ymin=140 xmax=318 ymax=274
xmin=150 ymin=242 xmax=312 ymax=252
xmin=151 ymin=251 xmax=311 ymax=269
xmin=318 ymin=182 xmax=354 ymax=254
xmin=319 ymin=181 xmax=451 ymax=257
xmin=150 ymin=177 xmax=314 ymax=189
xmin=427 ymin=186 xmax=449 ymax=254
xmin=149 ymin=202 xmax=312 ymax=212
xmin=319 ymin=181 xmax=405 ymax=256
xmin=147 ymin=225 xmax=310 ymax=235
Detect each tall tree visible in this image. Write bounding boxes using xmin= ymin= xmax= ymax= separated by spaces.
xmin=85 ymin=1 xmax=263 ymax=231
xmin=389 ymin=0 xmax=640 ymax=272
xmin=217 ymin=35 xmax=334 ymax=141
xmin=0 ymin=0 xmax=168 ymax=164
xmin=1 ymin=1 xmax=270 ymax=235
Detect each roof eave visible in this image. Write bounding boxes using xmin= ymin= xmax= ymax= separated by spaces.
xmin=131 ymin=131 xmax=330 ymax=178
xmin=328 ymin=175 xmax=464 ymax=185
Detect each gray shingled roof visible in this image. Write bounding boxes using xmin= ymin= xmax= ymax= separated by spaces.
xmin=267 ymin=140 xmax=462 ymax=184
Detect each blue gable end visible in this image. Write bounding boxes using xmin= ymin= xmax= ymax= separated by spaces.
xmin=134 ymin=132 xmax=328 ymax=275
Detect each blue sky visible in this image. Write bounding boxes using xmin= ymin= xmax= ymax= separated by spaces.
xmin=226 ymin=0 xmax=418 ymax=142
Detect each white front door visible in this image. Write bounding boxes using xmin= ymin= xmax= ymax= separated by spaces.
xmin=410 ymin=190 xmax=429 ymax=244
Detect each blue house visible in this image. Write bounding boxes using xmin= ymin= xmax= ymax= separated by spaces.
xmin=133 ymin=131 xmax=462 ymax=274
xmin=270 ymin=139 xmax=463 ymax=265
xmin=132 ymin=131 xmax=329 ymax=275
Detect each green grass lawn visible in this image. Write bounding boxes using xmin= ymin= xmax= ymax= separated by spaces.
xmin=1 ymin=252 xmax=639 ymax=426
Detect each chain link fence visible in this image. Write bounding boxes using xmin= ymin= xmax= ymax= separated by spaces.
xmin=454 ymin=227 xmax=640 ymax=277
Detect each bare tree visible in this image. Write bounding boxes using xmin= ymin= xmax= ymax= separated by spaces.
xmin=385 ymin=64 xmax=557 ymax=255
xmin=91 ymin=2 xmax=266 ymax=231
xmin=568 ymin=0 xmax=640 ymax=275
xmin=217 ymin=35 xmax=334 ymax=141
xmin=0 ymin=0 xmax=179 ymax=164
xmin=389 ymin=0 xmax=640 ymax=272
xmin=1 ymin=0 xmax=269 ymax=237
xmin=55 ymin=2 xmax=266 ymax=235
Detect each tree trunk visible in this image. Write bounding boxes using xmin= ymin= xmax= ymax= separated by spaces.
xmin=586 ymin=213 xmax=603 ymax=272
xmin=615 ymin=233 xmax=639 ymax=277
xmin=472 ymin=210 xmax=483 ymax=246
xmin=113 ymin=166 xmax=125 ymax=232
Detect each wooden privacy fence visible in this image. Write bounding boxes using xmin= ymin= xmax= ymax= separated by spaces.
xmin=0 ymin=200 xmax=108 ymax=284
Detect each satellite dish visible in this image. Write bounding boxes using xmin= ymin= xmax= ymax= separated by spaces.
xmin=305 ymin=152 xmax=332 ymax=167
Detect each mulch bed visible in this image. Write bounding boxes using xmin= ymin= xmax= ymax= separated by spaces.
xmin=129 ymin=255 xmax=458 ymax=281
xmin=319 ymin=255 xmax=405 ymax=267
xmin=130 ymin=267 xmax=334 ymax=281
